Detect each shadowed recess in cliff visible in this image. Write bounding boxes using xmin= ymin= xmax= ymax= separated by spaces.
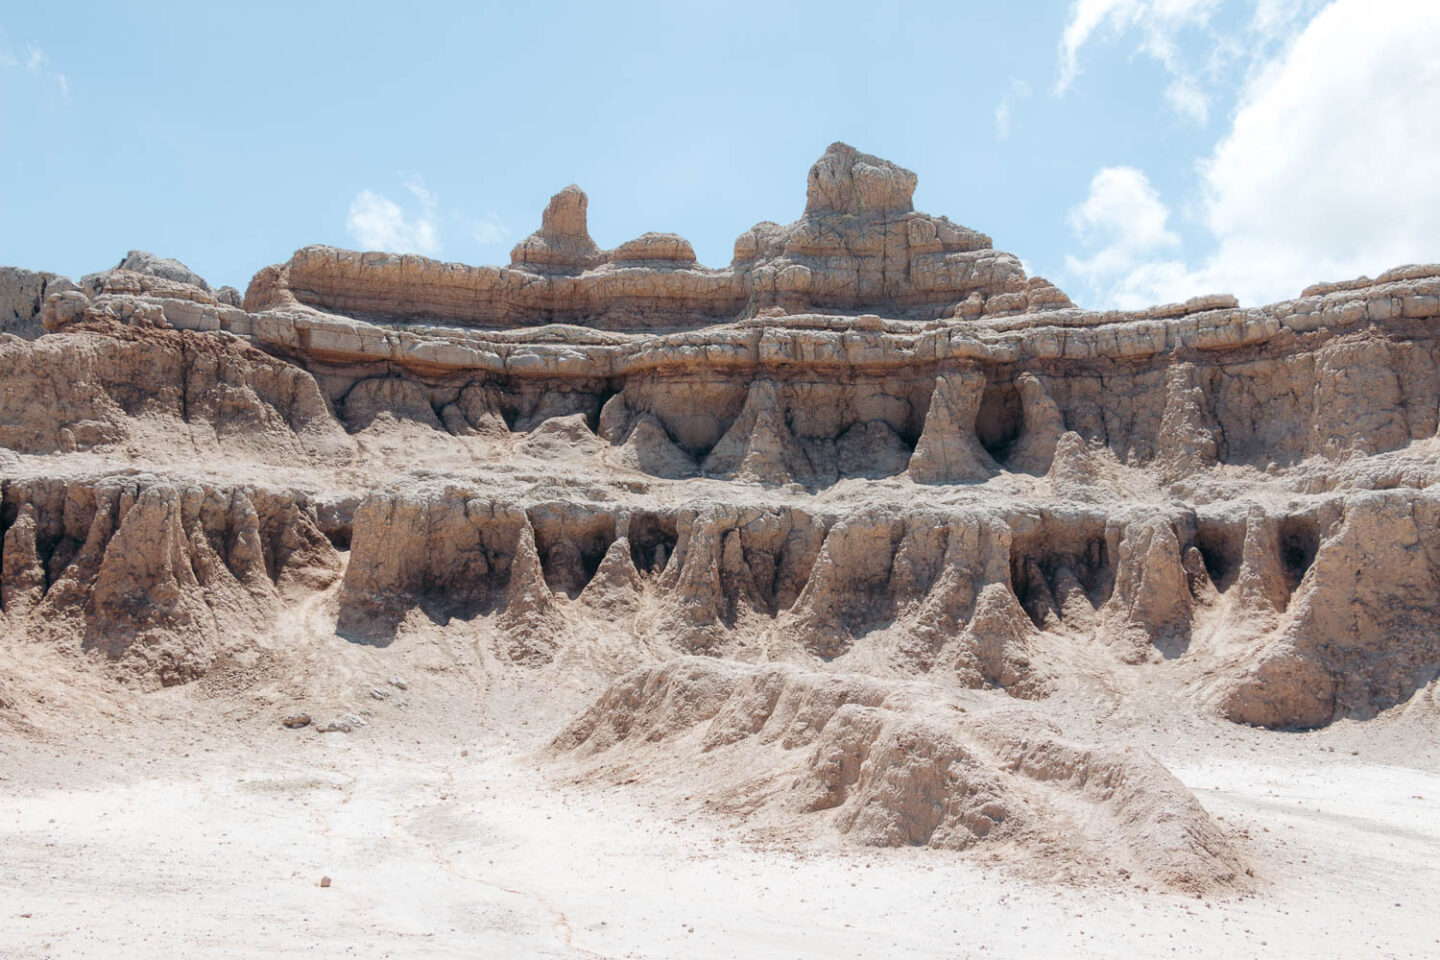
xmin=529 ymin=504 xmax=618 ymax=600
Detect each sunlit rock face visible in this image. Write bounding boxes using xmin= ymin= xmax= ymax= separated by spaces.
xmin=3 ymin=143 xmax=1439 ymax=752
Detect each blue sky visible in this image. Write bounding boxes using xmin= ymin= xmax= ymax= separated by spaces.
xmin=1 ymin=0 xmax=1436 ymax=307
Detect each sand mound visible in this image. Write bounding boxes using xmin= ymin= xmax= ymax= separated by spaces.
xmin=552 ymin=657 xmax=1245 ymax=892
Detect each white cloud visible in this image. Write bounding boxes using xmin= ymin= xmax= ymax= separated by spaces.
xmin=1195 ymin=0 xmax=1440 ymax=300
xmin=346 ymin=175 xmax=442 ymax=255
xmin=1164 ymin=75 xmax=1209 ymax=124
xmin=345 ymin=176 xmax=513 ymax=256
xmin=1065 ymin=0 xmax=1440 ymax=308
xmin=1056 ymin=0 xmax=1133 ymax=93
xmin=994 ymin=79 xmax=1032 ymax=141
xmin=1249 ymin=0 xmax=1327 ymax=40
xmin=470 ymin=212 xmax=510 ymax=245
xmin=1065 ymin=167 xmax=1186 ymax=308
xmin=1068 ymin=166 xmax=1179 ymax=257
xmin=400 ymin=174 xmax=436 ymax=214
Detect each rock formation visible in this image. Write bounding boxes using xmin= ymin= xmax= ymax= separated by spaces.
xmin=552 ymin=658 xmax=1242 ymax=891
xmin=3 ymin=142 xmax=1439 ymax=875
xmin=0 ymin=476 xmax=340 ymax=686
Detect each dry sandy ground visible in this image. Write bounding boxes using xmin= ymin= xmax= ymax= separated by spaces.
xmin=3 ymin=703 xmax=1438 ymax=960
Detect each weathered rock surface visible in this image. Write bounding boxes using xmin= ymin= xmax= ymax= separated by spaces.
xmin=1 ymin=267 xmax=80 ymax=339
xmin=0 ymin=476 xmax=340 ymax=685
xmin=1222 ymin=492 xmax=1440 ymax=728
xmin=1 ymin=143 xmax=1438 ymax=881
xmin=83 ymin=250 xmax=213 ymax=293
xmin=552 ymin=658 xmax=1243 ymax=891
xmin=244 ymin=142 xmax=1073 ymax=328
xmin=908 ymin=369 xmax=996 ymax=484
xmin=0 ymin=322 xmax=353 ymax=460
xmin=3 ymin=144 xmax=1437 ymax=725
xmin=509 ymin=185 xmax=605 ymax=274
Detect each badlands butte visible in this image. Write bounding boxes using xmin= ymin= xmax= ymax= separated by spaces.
xmin=4 ymin=143 xmax=1440 ymax=901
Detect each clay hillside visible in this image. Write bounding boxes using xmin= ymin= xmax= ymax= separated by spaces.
xmin=4 ymin=144 xmax=1440 ymax=905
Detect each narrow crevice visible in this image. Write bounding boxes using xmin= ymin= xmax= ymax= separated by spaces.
xmin=975 ymin=379 xmax=1023 ymax=463
xmin=828 ymin=523 xmax=905 ymax=639
xmin=321 ymin=525 xmax=351 ymax=552
xmin=40 ymin=534 xmax=75 ymax=590
xmin=1278 ymin=514 xmax=1320 ymax=593
xmin=1009 ymin=515 xmax=1115 ymax=613
xmin=1078 ymin=536 xmax=1114 ymax=606
xmin=1009 ymin=537 xmax=1111 ymax=626
xmin=529 ymin=507 xmax=618 ymax=599
xmin=496 ymin=388 xmax=521 ymax=432
xmin=744 ymin=548 xmax=784 ymax=616
xmin=1194 ymin=518 xmax=1244 ymax=593
xmin=315 ymin=498 xmax=357 ymax=554
xmin=1010 ymin=556 xmax=1055 ymax=629
xmin=0 ymin=498 xmax=9 ymax=607
xmin=428 ymin=398 xmax=448 ymax=428
xmin=0 ymin=487 xmax=14 ymax=566
xmin=203 ymin=506 xmax=233 ymax=572
xmin=628 ymin=511 xmax=677 ymax=575
xmin=589 ymin=380 xmax=624 ymax=434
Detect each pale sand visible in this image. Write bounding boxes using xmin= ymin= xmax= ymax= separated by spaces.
xmin=3 ymin=711 xmax=1436 ymax=959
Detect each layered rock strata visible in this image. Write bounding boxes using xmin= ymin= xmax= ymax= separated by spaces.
xmin=3 ymin=142 xmax=1439 ymax=744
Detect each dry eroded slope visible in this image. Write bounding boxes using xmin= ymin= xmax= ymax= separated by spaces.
xmin=4 ymin=145 xmax=1440 ymax=893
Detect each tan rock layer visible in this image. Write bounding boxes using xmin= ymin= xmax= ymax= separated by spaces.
xmin=18 ymin=310 xmax=1440 ymax=488
xmin=1223 ymin=492 xmax=1440 ymax=728
xmin=4 ymin=142 xmax=1440 ymax=735
xmin=4 ymin=460 xmax=1436 ymax=726
xmin=0 ymin=320 xmax=352 ymax=460
xmin=244 ymin=143 xmax=1059 ymax=328
xmin=0 ymin=476 xmax=340 ymax=686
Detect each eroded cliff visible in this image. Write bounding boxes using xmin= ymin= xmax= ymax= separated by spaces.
xmin=3 ymin=142 xmax=1438 ymax=883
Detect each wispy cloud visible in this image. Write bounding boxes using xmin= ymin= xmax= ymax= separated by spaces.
xmin=1057 ymin=0 xmax=1132 ymax=94
xmin=1164 ymin=74 xmax=1209 ymax=124
xmin=469 ymin=212 xmax=511 ymax=245
xmin=994 ymin=79 xmax=1032 ymax=141
xmin=1055 ymin=0 xmax=1339 ymax=125
xmin=346 ymin=174 xmax=514 ymax=256
xmin=1054 ymin=0 xmax=1221 ymax=123
xmin=2 ymin=32 xmax=69 ymax=96
xmin=346 ymin=175 xmax=442 ymax=256
xmin=18 ymin=42 xmax=69 ymax=97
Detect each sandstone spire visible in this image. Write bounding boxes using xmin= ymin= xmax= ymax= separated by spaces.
xmin=510 ymin=184 xmax=603 ymax=273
